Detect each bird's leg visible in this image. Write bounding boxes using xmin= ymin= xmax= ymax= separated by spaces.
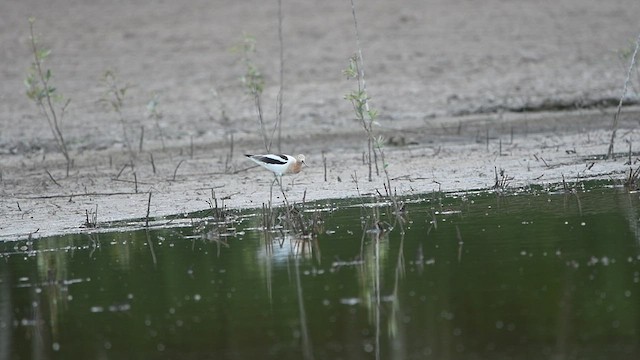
xmin=269 ymin=176 xmax=277 ymax=204
xmin=276 ymin=175 xmax=285 ymax=194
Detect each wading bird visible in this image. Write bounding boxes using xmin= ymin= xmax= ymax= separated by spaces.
xmin=245 ymin=153 xmax=306 ymax=195
xmin=244 ymin=154 xmax=306 ymax=176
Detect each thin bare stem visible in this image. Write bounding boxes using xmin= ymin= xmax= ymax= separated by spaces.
xmin=139 ymin=126 xmax=144 ymax=153
xmin=149 ymin=153 xmax=156 ymax=174
xmin=145 ymin=191 xmax=152 ymax=227
xmin=323 ymin=151 xmax=327 ymax=182
xmin=349 ymin=0 xmax=369 ymax=114
xmin=277 ymin=0 xmax=284 ymax=153
xmin=45 ymin=169 xmax=62 ymax=187
xmin=255 ymin=95 xmax=270 ymax=152
xmin=172 ymin=160 xmax=185 ymax=181
xmin=607 ymin=32 xmax=640 ymax=159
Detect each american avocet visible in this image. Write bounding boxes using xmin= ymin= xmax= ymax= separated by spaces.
xmin=245 ymin=154 xmax=306 ymax=176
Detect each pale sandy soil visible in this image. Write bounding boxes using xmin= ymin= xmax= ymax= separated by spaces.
xmin=1 ymin=0 xmax=640 ymax=240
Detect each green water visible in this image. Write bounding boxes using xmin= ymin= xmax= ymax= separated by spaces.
xmin=1 ymin=189 xmax=640 ymax=359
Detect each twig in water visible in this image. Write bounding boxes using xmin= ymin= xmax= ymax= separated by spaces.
xmin=456 ymin=225 xmax=463 ymax=263
xmin=573 ymin=190 xmax=583 ymax=217
xmin=146 ymin=229 xmax=157 ymax=267
xmin=624 ymin=166 xmax=640 ymax=189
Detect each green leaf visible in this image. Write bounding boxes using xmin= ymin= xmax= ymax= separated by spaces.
xmin=52 ymin=93 xmax=64 ymax=102
xmin=37 ymin=48 xmax=51 ymax=60
xmin=147 ymin=99 xmax=158 ymax=112
xmin=24 ymin=73 xmax=35 ymax=88
xmin=45 ymin=69 xmax=52 ymax=81
xmin=343 ymin=55 xmax=359 ymax=79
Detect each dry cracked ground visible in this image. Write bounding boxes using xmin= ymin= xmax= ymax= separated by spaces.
xmin=1 ymin=0 xmax=640 ymax=240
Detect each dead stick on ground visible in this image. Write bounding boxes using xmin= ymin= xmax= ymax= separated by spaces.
xmin=25 ymin=191 xmax=142 ymax=199
xmin=45 ymin=169 xmax=62 ymax=187
xmin=150 ymin=152 xmax=156 ymax=174
xmin=323 ymin=151 xmax=327 ymax=182
xmin=115 ymin=163 xmax=129 ymax=179
xmin=139 ymin=125 xmax=144 ymax=153
xmin=173 ymin=160 xmax=185 ymax=181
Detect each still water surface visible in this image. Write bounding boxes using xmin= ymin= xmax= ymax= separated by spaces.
xmin=1 ymin=188 xmax=639 ymax=359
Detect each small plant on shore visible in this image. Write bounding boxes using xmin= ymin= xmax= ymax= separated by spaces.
xmin=238 ymin=35 xmax=265 ymax=99
xmin=234 ymin=31 xmax=286 ymax=153
xmin=205 ymin=87 xmax=237 ymax=173
xmin=234 ymin=35 xmax=270 ymax=150
xmin=234 ymin=33 xmax=292 ymax=208
xmin=345 ymin=0 xmax=404 ymax=233
xmin=99 ymin=70 xmax=138 ymax=165
xmin=24 ymin=17 xmax=72 ymax=176
xmin=344 ymin=55 xmax=379 ymax=182
xmin=146 ymin=93 xmax=166 ymax=152
xmin=83 ymin=205 xmax=98 ymax=228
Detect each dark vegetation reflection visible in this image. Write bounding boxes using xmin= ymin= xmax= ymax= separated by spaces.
xmin=1 ymin=188 xmax=640 ymax=360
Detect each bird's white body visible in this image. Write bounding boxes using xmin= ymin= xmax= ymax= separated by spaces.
xmin=245 ymin=154 xmax=306 ymax=176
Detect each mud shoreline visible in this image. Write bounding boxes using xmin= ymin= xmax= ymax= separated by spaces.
xmin=1 ymin=0 xmax=639 ymax=240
